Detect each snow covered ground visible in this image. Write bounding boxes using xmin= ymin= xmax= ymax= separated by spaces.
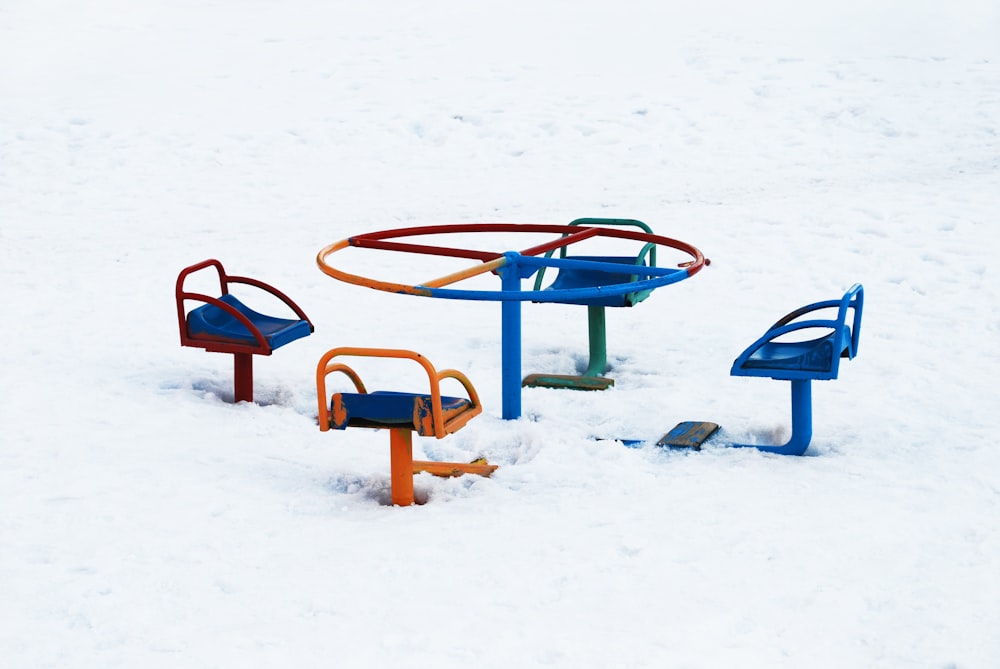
xmin=2 ymin=1 xmax=999 ymax=666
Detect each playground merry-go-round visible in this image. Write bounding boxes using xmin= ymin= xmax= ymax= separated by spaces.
xmin=176 ymin=218 xmax=863 ymax=506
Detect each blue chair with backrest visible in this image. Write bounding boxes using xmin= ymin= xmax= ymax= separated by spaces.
xmin=729 ymin=284 xmax=864 ymax=455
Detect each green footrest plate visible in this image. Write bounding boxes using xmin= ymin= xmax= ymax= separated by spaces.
xmin=521 ymin=373 xmax=614 ymax=391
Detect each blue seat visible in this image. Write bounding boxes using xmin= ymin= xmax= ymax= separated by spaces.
xmin=328 ymin=390 xmax=474 ymax=433
xmin=729 ymin=284 xmax=864 ymax=455
xmin=542 ymin=255 xmax=654 ymax=307
xmin=187 ymin=294 xmax=312 ymax=351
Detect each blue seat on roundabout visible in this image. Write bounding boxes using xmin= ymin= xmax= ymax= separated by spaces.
xmin=542 ymin=255 xmax=655 ymax=308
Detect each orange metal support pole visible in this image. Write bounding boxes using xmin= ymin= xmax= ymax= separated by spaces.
xmin=234 ymin=352 xmax=254 ymax=403
xmin=389 ymin=429 xmax=415 ymax=506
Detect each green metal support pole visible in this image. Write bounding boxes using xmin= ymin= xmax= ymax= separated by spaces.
xmin=583 ymin=305 xmax=608 ymax=378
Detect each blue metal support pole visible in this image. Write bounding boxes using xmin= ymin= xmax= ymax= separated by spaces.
xmin=499 ymin=257 xmax=522 ymax=419
xmin=787 ymin=378 xmax=813 ymax=452
xmin=731 ymin=379 xmax=813 ymax=455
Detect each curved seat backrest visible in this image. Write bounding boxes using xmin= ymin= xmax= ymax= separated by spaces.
xmin=768 ymin=283 xmax=863 ymax=359
xmin=731 ymin=284 xmax=864 ymax=381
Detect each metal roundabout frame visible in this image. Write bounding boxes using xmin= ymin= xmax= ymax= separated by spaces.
xmin=317 ymin=222 xmax=709 ymax=419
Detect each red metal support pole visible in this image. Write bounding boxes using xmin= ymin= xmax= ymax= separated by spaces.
xmin=233 ymin=353 xmax=254 ymax=403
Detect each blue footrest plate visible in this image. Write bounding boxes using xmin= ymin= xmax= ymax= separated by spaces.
xmin=656 ymin=421 xmax=720 ymax=449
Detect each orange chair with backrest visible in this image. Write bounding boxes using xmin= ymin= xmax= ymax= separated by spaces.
xmin=316 ymin=347 xmax=496 ymax=506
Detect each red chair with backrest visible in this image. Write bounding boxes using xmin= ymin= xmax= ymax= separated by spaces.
xmin=176 ymin=259 xmax=314 ymax=402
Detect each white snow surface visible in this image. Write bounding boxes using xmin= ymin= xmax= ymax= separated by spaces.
xmin=2 ymin=1 xmax=999 ymax=667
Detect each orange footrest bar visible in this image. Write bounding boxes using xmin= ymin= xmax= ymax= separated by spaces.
xmin=413 ymin=460 xmax=499 ymax=478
